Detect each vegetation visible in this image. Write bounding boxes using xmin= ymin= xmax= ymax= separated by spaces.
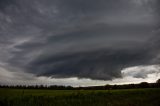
xmin=0 ymin=79 xmax=160 ymax=106
xmin=0 ymin=88 xmax=160 ymax=106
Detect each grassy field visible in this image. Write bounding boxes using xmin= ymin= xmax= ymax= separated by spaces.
xmin=0 ymin=88 xmax=160 ymax=106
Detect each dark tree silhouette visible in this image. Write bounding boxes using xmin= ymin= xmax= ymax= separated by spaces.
xmin=139 ymin=82 xmax=149 ymax=88
xmin=156 ymin=79 xmax=160 ymax=87
xmin=156 ymin=79 xmax=160 ymax=83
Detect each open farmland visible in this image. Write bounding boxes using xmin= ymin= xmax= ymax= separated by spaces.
xmin=0 ymin=88 xmax=160 ymax=106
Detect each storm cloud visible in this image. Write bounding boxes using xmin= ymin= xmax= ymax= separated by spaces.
xmin=0 ymin=0 xmax=160 ymax=83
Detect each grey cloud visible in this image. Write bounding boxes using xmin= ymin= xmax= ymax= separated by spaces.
xmin=122 ymin=65 xmax=160 ymax=79
xmin=27 ymin=48 xmax=152 ymax=80
xmin=0 ymin=0 xmax=159 ymax=81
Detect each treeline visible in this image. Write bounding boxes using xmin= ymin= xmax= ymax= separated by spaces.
xmin=0 ymin=85 xmax=73 ymax=90
xmin=77 ymin=82 xmax=160 ymax=90
xmin=0 ymin=79 xmax=160 ymax=90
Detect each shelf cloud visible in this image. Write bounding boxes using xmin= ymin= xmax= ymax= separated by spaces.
xmin=0 ymin=0 xmax=159 ymax=85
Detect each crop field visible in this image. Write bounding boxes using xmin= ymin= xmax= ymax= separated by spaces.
xmin=0 ymin=88 xmax=160 ymax=106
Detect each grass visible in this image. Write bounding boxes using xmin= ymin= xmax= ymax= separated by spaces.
xmin=0 ymin=88 xmax=160 ymax=106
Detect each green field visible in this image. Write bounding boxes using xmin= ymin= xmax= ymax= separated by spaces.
xmin=0 ymin=88 xmax=160 ymax=106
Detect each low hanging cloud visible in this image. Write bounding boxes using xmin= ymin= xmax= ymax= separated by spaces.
xmin=0 ymin=0 xmax=160 ymax=83
xmin=122 ymin=65 xmax=160 ymax=79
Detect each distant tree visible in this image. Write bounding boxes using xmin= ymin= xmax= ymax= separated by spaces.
xmin=156 ymin=79 xmax=160 ymax=87
xmin=105 ymin=84 xmax=111 ymax=90
xmin=112 ymin=85 xmax=118 ymax=89
xmin=139 ymin=82 xmax=149 ymax=88
xmin=156 ymin=79 xmax=160 ymax=83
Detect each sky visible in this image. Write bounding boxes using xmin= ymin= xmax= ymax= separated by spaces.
xmin=0 ymin=0 xmax=160 ymax=87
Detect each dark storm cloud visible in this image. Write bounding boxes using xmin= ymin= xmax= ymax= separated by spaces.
xmin=28 ymin=48 xmax=153 ymax=80
xmin=0 ymin=0 xmax=15 ymax=11
xmin=0 ymin=0 xmax=159 ymax=80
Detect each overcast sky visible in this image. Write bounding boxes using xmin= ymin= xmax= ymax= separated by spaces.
xmin=0 ymin=0 xmax=160 ymax=86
